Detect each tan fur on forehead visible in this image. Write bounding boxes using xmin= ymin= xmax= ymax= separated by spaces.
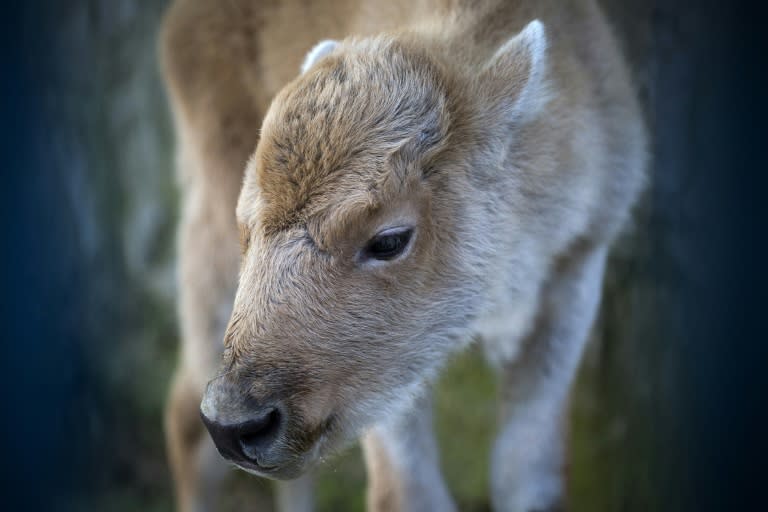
xmin=254 ymin=37 xmax=451 ymax=234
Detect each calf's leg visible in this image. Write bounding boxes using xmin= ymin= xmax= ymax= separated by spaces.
xmin=362 ymin=393 xmax=455 ymax=512
xmin=275 ymin=474 xmax=314 ymax=512
xmin=165 ymin=369 xmax=229 ymax=512
xmin=490 ymin=245 xmax=608 ymax=512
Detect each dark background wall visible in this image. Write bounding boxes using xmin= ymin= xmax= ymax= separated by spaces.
xmin=1 ymin=1 xmax=765 ymax=510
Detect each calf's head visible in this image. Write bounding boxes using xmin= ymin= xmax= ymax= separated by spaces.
xmin=200 ymin=22 xmax=549 ymax=478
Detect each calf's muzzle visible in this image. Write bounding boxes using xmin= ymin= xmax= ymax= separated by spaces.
xmin=199 ymin=374 xmax=287 ymax=472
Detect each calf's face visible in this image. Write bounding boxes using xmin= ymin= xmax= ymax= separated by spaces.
xmin=200 ymin=24 xmax=547 ymax=479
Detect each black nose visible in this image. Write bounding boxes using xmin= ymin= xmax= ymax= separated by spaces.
xmin=200 ymin=407 xmax=282 ymax=465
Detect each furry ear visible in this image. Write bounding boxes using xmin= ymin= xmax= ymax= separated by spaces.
xmin=480 ymin=20 xmax=549 ymax=123
xmin=300 ymin=40 xmax=340 ymax=74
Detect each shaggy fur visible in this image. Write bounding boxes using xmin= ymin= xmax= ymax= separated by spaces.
xmin=160 ymin=1 xmax=646 ymax=511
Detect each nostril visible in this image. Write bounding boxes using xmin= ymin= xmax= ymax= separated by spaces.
xmin=237 ymin=407 xmax=282 ymax=460
xmin=200 ymin=406 xmax=284 ymax=466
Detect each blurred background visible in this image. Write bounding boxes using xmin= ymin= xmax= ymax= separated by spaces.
xmin=0 ymin=1 xmax=764 ymax=511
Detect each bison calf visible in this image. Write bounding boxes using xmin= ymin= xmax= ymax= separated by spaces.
xmin=161 ymin=0 xmax=646 ymax=510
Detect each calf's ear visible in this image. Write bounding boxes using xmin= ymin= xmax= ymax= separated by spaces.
xmin=301 ymin=40 xmax=340 ymax=74
xmin=480 ymin=20 xmax=550 ymax=124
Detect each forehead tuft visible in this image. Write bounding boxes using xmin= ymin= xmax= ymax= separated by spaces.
xmin=253 ymin=39 xmax=450 ymax=234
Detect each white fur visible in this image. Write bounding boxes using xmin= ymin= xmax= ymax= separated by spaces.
xmin=490 ymin=246 xmax=608 ymax=511
xmin=301 ymin=40 xmax=340 ymax=74
xmin=487 ymin=19 xmax=551 ymax=122
xmin=472 ymin=270 xmax=538 ymax=363
xmin=364 ymin=392 xmax=456 ymax=512
xmin=275 ymin=475 xmax=314 ymax=512
xmin=194 ymin=436 xmax=230 ymax=511
xmin=199 ymin=389 xmax=218 ymax=421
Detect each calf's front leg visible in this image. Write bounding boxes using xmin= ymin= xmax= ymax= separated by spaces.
xmin=362 ymin=392 xmax=455 ymax=512
xmin=491 ymin=246 xmax=608 ymax=512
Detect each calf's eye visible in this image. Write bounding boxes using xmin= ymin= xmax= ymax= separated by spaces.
xmin=363 ymin=228 xmax=414 ymax=261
